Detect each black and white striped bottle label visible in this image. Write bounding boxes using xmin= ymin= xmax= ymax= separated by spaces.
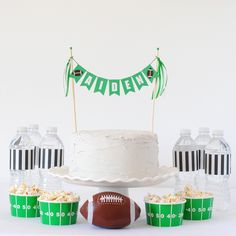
xmin=205 ymin=153 xmax=231 ymax=175
xmin=173 ymin=150 xmax=199 ymax=172
xmin=38 ymin=148 xmax=64 ymax=169
xmin=9 ymin=149 xmax=35 ymax=170
xmin=198 ymin=149 xmax=206 ymax=169
xmin=34 ymin=146 xmax=40 ymax=166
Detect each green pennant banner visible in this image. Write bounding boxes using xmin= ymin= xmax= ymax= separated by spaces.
xmin=109 ymin=80 xmax=120 ymax=96
xmin=121 ymin=77 xmax=135 ymax=94
xmin=80 ymin=71 xmax=96 ymax=90
xmin=70 ymin=64 xmax=86 ymax=83
xmin=94 ymin=77 xmax=108 ymax=95
xmin=132 ymin=72 xmax=148 ymax=90
xmin=65 ymin=56 xmax=167 ymax=99
xmin=142 ymin=64 xmax=157 ymax=83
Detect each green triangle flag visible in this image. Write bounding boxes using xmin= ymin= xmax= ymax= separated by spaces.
xmin=121 ymin=77 xmax=135 ymax=95
xmin=94 ymin=77 xmax=108 ymax=95
xmin=142 ymin=64 xmax=157 ymax=83
xmin=109 ymin=80 xmax=120 ymax=96
xmin=81 ymin=71 xmax=96 ymax=90
xmin=70 ymin=64 xmax=86 ymax=83
xmin=132 ymin=72 xmax=148 ymax=90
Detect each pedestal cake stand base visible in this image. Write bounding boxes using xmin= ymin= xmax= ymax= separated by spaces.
xmin=49 ymin=166 xmax=178 ymax=196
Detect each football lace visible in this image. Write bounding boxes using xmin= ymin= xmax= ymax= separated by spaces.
xmin=98 ymin=194 xmax=124 ymax=204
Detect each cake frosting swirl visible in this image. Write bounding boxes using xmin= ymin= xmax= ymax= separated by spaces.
xmin=70 ymin=130 xmax=159 ymax=181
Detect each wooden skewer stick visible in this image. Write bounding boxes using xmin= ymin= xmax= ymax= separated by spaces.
xmin=151 ymin=48 xmax=159 ymax=133
xmin=70 ymin=47 xmax=78 ymax=133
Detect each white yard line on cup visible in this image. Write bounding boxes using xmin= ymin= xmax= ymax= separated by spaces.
xmin=60 ymin=203 xmax=62 ymax=226
xmin=201 ymin=199 xmax=204 ymax=220
xmin=159 ymin=204 xmax=161 ymax=227
xmin=69 ymin=203 xmax=72 ymax=225
xmin=180 ymin=203 xmax=183 ymax=225
xmin=170 ymin=205 xmax=173 ymax=227
xmin=35 ymin=198 xmax=38 ymax=217
xmin=209 ymin=198 xmax=213 ymax=218
xmin=26 ymin=196 xmax=28 ymax=218
xmin=190 ymin=199 xmax=193 ymax=220
xmin=149 ymin=204 xmax=152 ymax=226
xmin=15 ymin=196 xmax=18 ymax=217
xmin=48 ymin=202 xmax=51 ymax=225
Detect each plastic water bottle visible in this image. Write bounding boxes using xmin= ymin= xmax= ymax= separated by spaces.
xmin=28 ymin=124 xmax=41 ymax=167
xmin=205 ymin=130 xmax=231 ymax=211
xmin=28 ymin=124 xmax=41 ymax=185
xmin=9 ymin=127 xmax=35 ymax=187
xmin=39 ymin=127 xmax=64 ymax=191
xmin=195 ymin=127 xmax=211 ymax=190
xmin=173 ymin=129 xmax=199 ymax=193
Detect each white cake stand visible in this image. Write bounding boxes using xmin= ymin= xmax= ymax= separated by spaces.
xmin=49 ymin=165 xmax=177 ymax=196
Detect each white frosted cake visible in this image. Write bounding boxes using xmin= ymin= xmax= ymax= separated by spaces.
xmin=70 ymin=130 xmax=159 ymax=180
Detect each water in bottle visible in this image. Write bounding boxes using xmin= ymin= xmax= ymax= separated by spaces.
xmin=205 ymin=130 xmax=231 ymax=211
xmin=9 ymin=127 xmax=35 ymax=187
xmin=39 ymin=127 xmax=64 ymax=191
xmin=195 ymin=127 xmax=211 ymax=190
xmin=173 ymin=129 xmax=199 ymax=193
xmin=28 ymin=124 xmax=41 ymax=167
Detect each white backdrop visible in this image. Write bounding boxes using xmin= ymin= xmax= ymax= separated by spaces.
xmin=0 ymin=0 xmax=235 ymax=186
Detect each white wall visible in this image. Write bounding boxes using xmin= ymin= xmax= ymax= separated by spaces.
xmin=0 ymin=0 xmax=235 ymax=186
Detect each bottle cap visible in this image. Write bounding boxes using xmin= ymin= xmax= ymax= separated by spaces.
xmin=199 ymin=127 xmax=210 ymax=133
xmin=212 ymin=129 xmax=224 ymax=136
xmin=47 ymin=126 xmax=57 ymax=133
xmin=17 ymin=126 xmax=27 ymax=133
xmin=29 ymin=124 xmax=39 ymax=130
xmin=180 ymin=129 xmax=191 ymax=136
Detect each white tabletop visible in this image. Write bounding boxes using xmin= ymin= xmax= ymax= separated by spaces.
xmin=0 ymin=181 xmax=235 ymax=236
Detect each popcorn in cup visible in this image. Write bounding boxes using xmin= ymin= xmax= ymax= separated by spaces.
xmin=9 ymin=183 xmax=42 ymax=218
xmin=38 ymin=191 xmax=79 ymax=226
xmin=177 ymin=186 xmax=214 ymax=220
xmin=144 ymin=194 xmax=186 ymax=227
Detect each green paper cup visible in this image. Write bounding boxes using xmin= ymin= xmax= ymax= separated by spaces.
xmin=9 ymin=194 xmax=40 ymax=218
xmin=145 ymin=200 xmax=186 ymax=227
xmin=183 ymin=196 xmax=214 ymax=220
xmin=39 ymin=200 xmax=79 ymax=226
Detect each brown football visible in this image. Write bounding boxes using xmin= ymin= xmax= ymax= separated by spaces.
xmin=80 ymin=191 xmax=141 ymax=229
